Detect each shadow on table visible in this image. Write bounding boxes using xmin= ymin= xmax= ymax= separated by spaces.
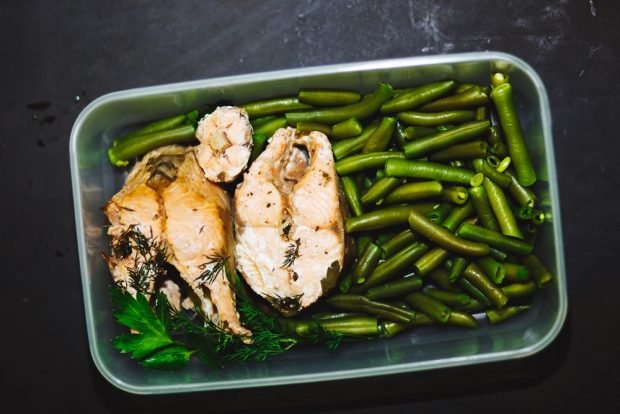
xmin=92 ymin=314 xmax=570 ymax=413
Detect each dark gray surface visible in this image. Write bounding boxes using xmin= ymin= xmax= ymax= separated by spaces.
xmin=1 ymin=0 xmax=619 ymax=412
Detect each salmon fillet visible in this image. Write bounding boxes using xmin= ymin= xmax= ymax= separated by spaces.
xmin=234 ymin=127 xmax=346 ymax=316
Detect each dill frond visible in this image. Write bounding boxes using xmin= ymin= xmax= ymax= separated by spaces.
xmin=194 ymin=254 xmax=228 ymax=286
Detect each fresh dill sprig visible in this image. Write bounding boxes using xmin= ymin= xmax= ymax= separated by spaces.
xmin=265 ymin=292 xmax=304 ymax=314
xmin=281 ymin=239 xmax=300 ymax=268
xmin=194 ymin=254 xmax=228 ymax=286
xmin=302 ymin=323 xmax=345 ymax=351
xmin=109 ymin=265 xmax=344 ymax=371
xmin=112 ymin=225 xmax=167 ymax=295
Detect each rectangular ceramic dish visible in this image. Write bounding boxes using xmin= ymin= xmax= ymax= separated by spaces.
xmin=70 ymin=51 xmax=567 ymax=394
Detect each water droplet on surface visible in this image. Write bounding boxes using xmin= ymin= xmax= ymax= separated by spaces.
xmin=74 ymin=95 xmax=80 ymax=102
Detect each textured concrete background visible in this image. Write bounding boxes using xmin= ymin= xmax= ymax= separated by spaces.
xmin=1 ymin=1 xmax=619 ymax=412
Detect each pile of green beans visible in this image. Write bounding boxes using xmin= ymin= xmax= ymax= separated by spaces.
xmin=108 ymin=73 xmax=554 ymax=339
xmin=236 ymin=74 xmax=552 ymax=336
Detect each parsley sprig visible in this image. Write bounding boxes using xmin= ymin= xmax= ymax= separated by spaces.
xmin=109 ymin=279 xmax=343 ymax=370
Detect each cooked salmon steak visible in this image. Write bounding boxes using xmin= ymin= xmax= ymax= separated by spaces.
xmin=234 ymin=127 xmax=347 ymax=316
xmin=103 ymin=145 xmax=249 ymax=337
xmin=102 ymin=145 xmax=188 ymax=298
xmin=162 ymin=151 xmax=250 ymax=337
xmin=195 ymin=106 xmax=253 ymax=183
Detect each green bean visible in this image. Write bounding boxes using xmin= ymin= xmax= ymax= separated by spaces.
xmin=472 ymin=158 xmax=512 ymax=188
xmin=506 ymin=171 xmax=537 ymax=208
xmin=448 ymin=311 xmax=479 ymax=329
xmin=298 ymin=89 xmax=361 ymax=106
xmin=531 ymin=210 xmax=545 ymax=226
xmin=490 ymin=142 xmax=509 ymax=158
xmin=242 ymin=97 xmax=312 ymax=118
xmin=502 ymin=282 xmax=537 ymax=299
xmin=405 ymin=292 xmax=451 ymax=323
xmin=457 ymin=223 xmax=533 ymax=256
xmin=408 ymin=209 xmax=490 ymax=256
xmin=441 ymin=201 xmax=475 ymax=232
xmin=420 ymin=86 xmax=489 ymax=112
xmin=487 ymin=125 xmax=504 ymax=146
xmin=250 ymin=115 xmax=278 ymax=129
xmin=469 ymin=185 xmax=501 ymax=231
xmin=442 ymin=186 xmax=469 ymax=205
xmin=489 ymin=247 xmax=508 ymax=262
xmin=397 ymin=110 xmax=476 ymax=127
xmin=249 ymin=133 xmax=268 ymax=162
xmin=428 ymin=267 xmax=463 ymax=293
xmin=121 ymin=110 xmax=198 ymax=141
xmin=483 ymin=177 xmax=523 ymax=239
xmin=286 ymin=315 xmax=379 ymax=337
xmin=326 ymin=294 xmax=416 ymax=323
xmin=475 ymin=105 xmax=489 ymax=121
xmin=475 ymin=256 xmax=506 ymax=284
xmin=453 ymin=299 xmax=486 ymax=312
xmin=427 ymin=202 xmax=454 ymax=224
xmin=406 ymin=125 xmax=437 ymax=139
xmin=253 ymin=116 xmax=288 ymax=137
xmin=411 ymin=312 xmax=436 ymax=326
xmin=362 ymin=116 xmax=397 ymax=153
xmin=361 ymin=176 xmax=374 ymax=191
xmin=353 ymin=242 xmax=384 ymax=284
xmin=487 ymin=154 xmax=501 ymax=168
xmin=423 ymin=287 xmax=471 ymax=307
xmin=470 ymin=172 xmax=485 ymax=187
xmin=375 ymin=230 xmax=398 ymax=245
xmin=331 ymin=118 xmax=363 ymax=139
xmin=448 ymin=256 xmax=469 ymax=282
xmin=332 ymin=121 xmax=379 ymax=160
xmin=486 ymin=306 xmax=530 ymax=325
xmin=355 ymin=235 xmax=373 ymax=257
xmin=346 ymin=204 xmax=432 ymax=233
xmin=380 ymin=320 xmax=413 ymax=337
xmin=491 ymin=72 xmax=510 ymax=87
xmin=491 ymin=82 xmax=537 ymax=186
xmin=295 ymin=121 xmax=332 ymax=136
xmin=462 ymin=263 xmax=508 ymax=308
xmin=108 ymin=125 xmax=196 ymax=167
xmin=336 ymin=152 xmax=405 ymax=176
xmin=385 ymin=159 xmax=475 ymax=185
xmin=338 ymin=269 xmax=355 ymax=293
xmin=375 ymin=169 xmax=386 ymax=179
xmin=359 ymin=242 xmax=429 ymax=290
xmin=413 ymin=247 xmax=450 ymax=276
xmin=286 ymin=82 xmax=393 ymax=125
xmin=341 ymin=176 xmax=364 ymax=217
xmin=310 ymin=312 xmax=360 ymax=320
xmin=379 ymin=229 xmax=418 ymax=258
xmin=381 ymin=80 xmax=456 ymax=113
xmin=403 ymin=120 xmax=490 ymax=159
xmin=496 ymin=156 xmax=511 ymax=173
xmin=521 ymin=254 xmax=553 ymax=288
xmin=430 ymin=141 xmax=489 ymax=163
xmin=458 ymin=278 xmax=492 ymax=307
xmin=366 ymin=276 xmax=423 ymax=301
xmin=394 ymin=122 xmax=411 ymax=149
xmin=503 ymin=262 xmax=530 ymax=282
xmin=455 ymin=83 xmax=480 ymax=94
xmin=383 ymin=181 xmax=444 ymax=205
xmin=360 ymin=177 xmax=401 ymax=205
xmin=436 ymin=124 xmax=455 ymax=132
